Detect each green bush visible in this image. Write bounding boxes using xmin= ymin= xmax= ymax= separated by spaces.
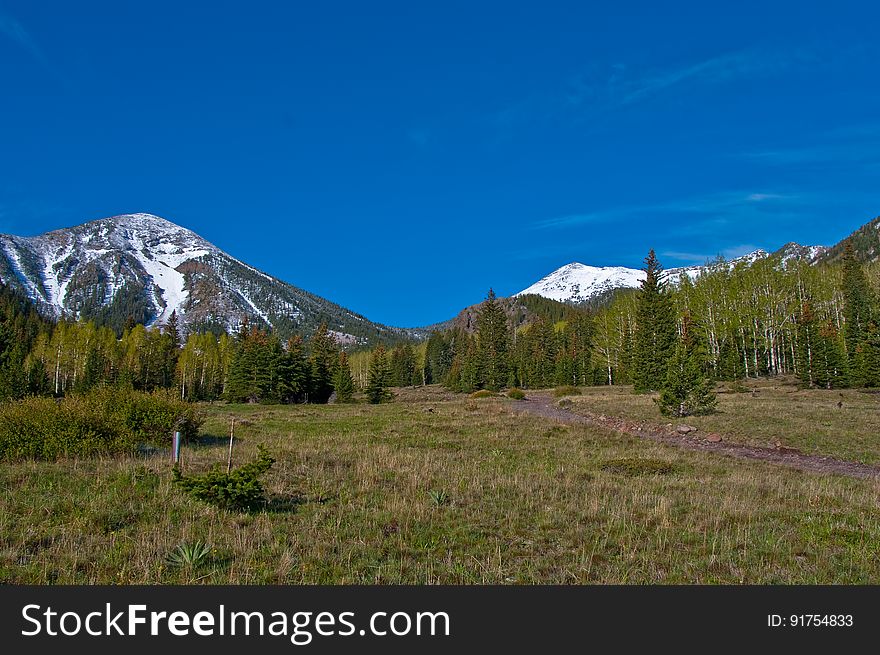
xmin=506 ymin=388 xmax=526 ymax=400
xmin=552 ymin=386 xmax=582 ymax=398
xmin=470 ymin=390 xmax=498 ymax=398
xmin=172 ymin=445 xmax=276 ymax=512
xmin=600 ymin=458 xmax=676 ymax=476
xmin=0 ymin=386 xmax=203 ymax=461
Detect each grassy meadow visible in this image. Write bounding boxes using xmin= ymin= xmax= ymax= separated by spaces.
xmin=565 ymin=377 xmax=880 ymax=464
xmin=3 ymin=384 xmax=880 ymax=584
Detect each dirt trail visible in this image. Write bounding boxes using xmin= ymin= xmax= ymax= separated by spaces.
xmin=511 ymin=393 xmax=880 ymax=480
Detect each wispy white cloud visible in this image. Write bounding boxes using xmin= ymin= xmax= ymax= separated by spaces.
xmin=747 ymin=193 xmax=785 ymax=202
xmin=535 ymin=190 xmax=795 ymax=230
xmin=0 ymin=11 xmax=50 ymax=69
xmin=661 ymin=244 xmax=761 ymax=265
xmin=660 ymin=250 xmax=714 ymax=264
xmin=741 ymin=122 xmax=880 ymax=168
xmin=492 ymin=46 xmax=809 ymax=131
xmin=617 ymin=48 xmax=803 ymax=107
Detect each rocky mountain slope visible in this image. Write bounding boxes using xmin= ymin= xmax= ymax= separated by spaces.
xmin=0 ymin=213 xmax=422 ymax=344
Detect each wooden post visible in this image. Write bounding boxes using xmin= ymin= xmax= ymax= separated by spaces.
xmin=226 ymin=418 xmax=235 ymax=474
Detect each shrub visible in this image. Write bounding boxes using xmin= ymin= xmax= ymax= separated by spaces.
xmin=506 ymin=388 xmax=526 ymax=400
xmin=0 ymin=386 xmax=203 ymax=461
xmin=470 ymin=390 xmax=498 ymax=399
xmin=172 ymin=445 xmax=276 ymax=512
xmin=600 ymin=458 xmax=676 ymax=476
xmin=552 ymin=386 xmax=582 ymax=398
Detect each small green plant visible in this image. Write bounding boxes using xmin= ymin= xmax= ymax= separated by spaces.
xmin=506 ymin=388 xmax=526 ymax=400
xmin=172 ymin=445 xmax=276 ymax=512
xmin=165 ymin=540 xmax=212 ymax=569
xmin=428 ymin=489 xmax=451 ymax=507
xmin=553 ymin=386 xmax=582 ymax=398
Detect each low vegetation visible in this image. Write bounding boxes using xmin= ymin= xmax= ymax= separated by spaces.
xmin=0 ymin=386 xmax=202 ymax=461
xmin=553 ymin=386 xmax=582 ymax=398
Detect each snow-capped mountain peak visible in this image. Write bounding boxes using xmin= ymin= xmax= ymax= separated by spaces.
xmin=516 ymin=262 xmax=644 ymax=304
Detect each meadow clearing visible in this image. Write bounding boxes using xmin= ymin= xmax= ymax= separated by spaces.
xmin=2 ymin=383 xmax=879 ymax=584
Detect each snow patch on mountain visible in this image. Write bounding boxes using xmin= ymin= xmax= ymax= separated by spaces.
xmin=516 ymin=263 xmax=645 ymax=304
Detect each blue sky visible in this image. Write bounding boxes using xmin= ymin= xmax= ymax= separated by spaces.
xmin=1 ymin=1 xmax=878 ymax=326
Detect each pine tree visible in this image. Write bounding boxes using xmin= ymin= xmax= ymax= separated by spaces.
xmin=308 ymin=322 xmax=338 ymax=403
xmin=424 ymin=331 xmax=453 ymax=385
xmin=333 ymin=351 xmax=356 ymax=402
xmin=657 ymin=313 xmax=717 ymax=417
xmin=841 ymin=243 xmax=873 ymax=365
xmin=165 ymin=310 xmax=181 ymax=349
xmin=475 ymin=289 xmax=510 ymax=391
xmin=226 ymin=327 xmax=282 ymax=403
xmin=855 ymin=323 xmax=880 ymax=387
xmin=632 ymin=250 xmax=677 ymax=393
xmin=365 ymin=345 xmax=392 ymax=403
xmin=389 ymin=343 xmax=417 ymax=387
xmin=278 ymin=335 xmax=310 ymax=403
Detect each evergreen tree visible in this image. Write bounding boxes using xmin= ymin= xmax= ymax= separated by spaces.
xmin=365 ymin=345 xmax=392 ymax=403
xmin=855 ymin=322 xmax=880 ymax=387
xmin=460 ymin=334 xmax=480 ymax=392
xmin=424 ymin=331 xmax=453 ymax=384
xmin=841 ymin=243 xmax=873 ymax=365
xmin=475 ymin=289 xmax=510 ymax=391
xmin=657 ymin=313 xmax=717 ymax=417
xmin=632 ymin=250 xmax=677 ymax=393
xmin=226 ymin=327 xmax=283 ymax=403
xmin=389 ymin=343 xmax=417 ymax=387
xmin=308 ymin=322 xmax=338 ymax=403
xmin=278 ymin=335 xmax=310 ymax=403
xmin=165 ymin=310 xmax=181 ymax=349
xmin=796 ymin=302 xmax=848 ymax=388
xmin=333 ymin=351 xmax=356 ymax=402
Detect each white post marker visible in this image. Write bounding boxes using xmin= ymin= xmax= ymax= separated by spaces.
xmin=173 ymin=431 xmax=181 ymax=464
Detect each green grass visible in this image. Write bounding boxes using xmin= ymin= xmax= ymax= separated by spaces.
xmin=566 ymin=378 xmax=880 ymax=464
xmin=2 ymin=386 xmax=880 ymax=584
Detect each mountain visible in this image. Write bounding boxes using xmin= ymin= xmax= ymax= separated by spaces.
xmin=814 ymin=216 xmax=880 ymax=264
xmin=0 ymin=213 xmax=423 ymax=344
xmin=515 ymin=245 xmax=827 ymax=306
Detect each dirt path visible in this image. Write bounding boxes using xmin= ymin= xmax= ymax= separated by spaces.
xmin=511 ymin=393 xmax=880 ymax=480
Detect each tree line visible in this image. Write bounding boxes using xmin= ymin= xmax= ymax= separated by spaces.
xmin=0 ymin=283 xmax=406 ymax=405
xmin=426 ymin=245 xmax=879 ymax=396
